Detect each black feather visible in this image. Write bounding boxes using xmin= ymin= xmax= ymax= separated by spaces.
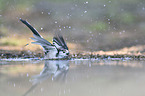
xmin=53 ymin=33 xmax=68 ymax=50
xmin=19 ymin=18 xmax=41 ymax=37
xmin=20 ymin=18 xmax=53 ymax=51
xmin=58 ymin=35 xmax=68 ymax=50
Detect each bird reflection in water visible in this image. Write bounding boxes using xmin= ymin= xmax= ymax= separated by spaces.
xmin=23 ymin=60 xmax=69 ymax=96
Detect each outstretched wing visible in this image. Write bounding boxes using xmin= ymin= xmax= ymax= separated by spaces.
xmin=20 ymin=18 xmax=55 ymax=52
xmin=53 ymin=33 xmax=68 ymax=50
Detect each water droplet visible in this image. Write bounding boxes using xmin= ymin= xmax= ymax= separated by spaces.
xmin=48 ymin=12 xmax=51 ymax=15
xmin=109 ymin=1 xmax=111 ymax=3
xmin=84 ymin=11 xmax=87 ymax=13
xmin=27 ymin=73 xmax=29 ymax=77
xmin=41 ymin=12 xmax=44 ymax=14
xmin=104 ymin=5 xmax=106 ymax=7
xmin=41 ymin=27 xmax=43 ymax=30
xmin=84 ymin=1 xmax=88 ymax=4
xmin=14 ymin=83 xmax=16 ymax=87
xmin=142 ymin=7 xmax=145 ymax=10
xmin=55 ymin=21 xmax=57 ymax=24
xmin=123 ymin=30 xmax=125 ymax=32
xmin=69 ymin=26 xmax=71 ymax=28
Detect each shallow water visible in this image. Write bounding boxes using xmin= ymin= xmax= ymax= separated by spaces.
xmin=0 ymin=59 xmax=145 ymax=96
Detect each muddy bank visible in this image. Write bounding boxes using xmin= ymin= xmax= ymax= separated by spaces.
xmin=0 ymin=50 xmax=43 ymax=59
xmin=1 ymin=49 xmax=145 ymax=60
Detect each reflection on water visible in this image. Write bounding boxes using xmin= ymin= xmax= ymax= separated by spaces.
xmin=32 ymin=60 xmax=69 ymax=84
xmin=0 ymin=60 xmax=145 ymax=96
xmin=23 ymin=60 xmax=69 ymax=96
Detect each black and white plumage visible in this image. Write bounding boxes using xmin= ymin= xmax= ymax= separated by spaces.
xmin=20 ymin=18 xmax=69 ymax=59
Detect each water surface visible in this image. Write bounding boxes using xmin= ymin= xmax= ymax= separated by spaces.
xmin=0 ymin=60 xmax=145 ymax=96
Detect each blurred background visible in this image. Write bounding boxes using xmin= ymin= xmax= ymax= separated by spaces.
xmin=0 ymin=0 xmax=145 ymax=55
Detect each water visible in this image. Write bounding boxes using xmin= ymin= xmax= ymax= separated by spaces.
xmin=0 ymin=59 xmax=145 ymax=96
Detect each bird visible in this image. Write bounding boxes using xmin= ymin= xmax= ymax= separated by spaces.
xmin=19 ymin=18 xmax=69 ymax=59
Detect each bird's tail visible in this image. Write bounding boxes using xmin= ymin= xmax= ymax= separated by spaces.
xmin=19 ymin=18 xmax=42 ymax=37
xmin=20 ymin=18 xmax=53 ymax=52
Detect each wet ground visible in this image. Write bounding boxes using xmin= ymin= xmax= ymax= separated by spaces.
xmin=1 ymin=49 xmax=145 ymax=60
xmin=0 ymin=59 xmax=145 ymax=96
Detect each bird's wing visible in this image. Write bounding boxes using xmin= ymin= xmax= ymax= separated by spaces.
xmin=20 ymin=18 xmax=55 ymax=51
xmin=53 ymin=33 xmax=68 ymax=50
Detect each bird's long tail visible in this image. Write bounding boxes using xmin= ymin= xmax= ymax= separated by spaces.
xmin=19 ymin=18 xmax=42 ymax=37
xmin=19 ymin=18 xmax=53 ymax=52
